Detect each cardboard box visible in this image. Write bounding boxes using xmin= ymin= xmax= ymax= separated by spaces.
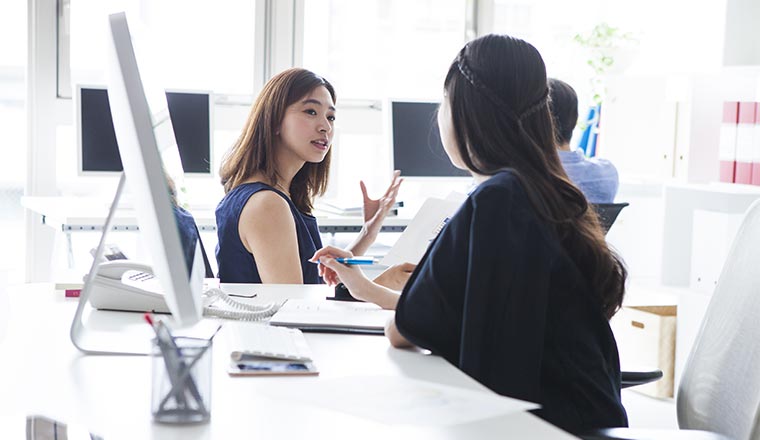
xmin=611 ymin=305 xmax=677 ymax=398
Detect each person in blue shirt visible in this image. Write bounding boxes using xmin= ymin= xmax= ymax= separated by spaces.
xmin=216 ymin=68 xmax=402 ymax=284
xmin=312 ymin=35 xmax=628 ymax=433
xmin=548 ymin=78 xmax=619 ymax=203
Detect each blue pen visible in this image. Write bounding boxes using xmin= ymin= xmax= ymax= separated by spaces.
xmin=310 ymin=257 xmax=379 ymax=265
xmin=335 ymin=257 xmax=379 ymax=265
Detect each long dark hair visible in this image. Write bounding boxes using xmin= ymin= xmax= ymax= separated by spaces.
xmin=445 ymin=34 xmax=626 ymax=319
xmin=219 ymin=68 xmax=335 ymax=213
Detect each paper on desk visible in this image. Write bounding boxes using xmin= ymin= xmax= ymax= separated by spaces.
xmin=381 ymin=197 xmax=463 ymax=267
xmin=269 ymin=299 xmax=394 ymax=331
xmin=258 ymin=375 xmax=538 ymax=426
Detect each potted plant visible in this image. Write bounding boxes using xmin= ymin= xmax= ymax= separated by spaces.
xmin=573 ymin=23 xmax=638 ymax=156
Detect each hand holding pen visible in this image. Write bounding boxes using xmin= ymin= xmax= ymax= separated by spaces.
xmin=309 ymin=245 xmax=370 ymax=287
xmin=315 ymin=256 xmax=379 ymax=265
xmin=310 ymin=246 xmax=403 ymax=310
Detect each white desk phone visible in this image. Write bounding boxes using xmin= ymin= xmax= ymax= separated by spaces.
xmin=87 ymin=260 xmax=280 ymax=321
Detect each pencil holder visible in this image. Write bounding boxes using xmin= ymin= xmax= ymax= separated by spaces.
xmin=151 ymin=336 xmax=212 ymax=424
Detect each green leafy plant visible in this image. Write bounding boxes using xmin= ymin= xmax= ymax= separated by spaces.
xmin=573 ymin=22 xmax=637 ymax=104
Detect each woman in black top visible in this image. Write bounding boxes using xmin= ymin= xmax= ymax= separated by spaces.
xmin=312 ymin=34 xmax=628 ymax=432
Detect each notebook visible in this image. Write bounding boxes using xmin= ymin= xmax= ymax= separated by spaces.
xmin=268 ymin=299 xmax=394 ymax=334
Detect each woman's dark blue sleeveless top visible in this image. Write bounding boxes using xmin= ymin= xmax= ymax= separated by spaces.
xmin=215 ymin=182 xmax=323 ymax=284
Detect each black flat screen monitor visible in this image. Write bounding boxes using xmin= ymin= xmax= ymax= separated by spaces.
xmin=77 ymin=85 xmax=212 ymax=174
xmin=390 ymin=101 xmax=470 ymax=178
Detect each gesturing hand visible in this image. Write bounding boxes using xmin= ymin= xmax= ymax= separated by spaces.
xmin=361 ymin=170 xmax=403 ymax=235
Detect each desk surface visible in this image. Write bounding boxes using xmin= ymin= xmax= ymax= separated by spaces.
xmin=0 ymin=283 xmax=576 ymax=439
xmin=22 ymin=196 xmax=411 ymax=233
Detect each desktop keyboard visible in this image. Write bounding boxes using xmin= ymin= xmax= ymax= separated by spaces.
xmin=228 ymin=323 xmax=313 ymax=362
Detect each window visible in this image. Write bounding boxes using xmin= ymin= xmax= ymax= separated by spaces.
xmin=303 ymin=0 xmax=466 ymax=100
xmin=0 ymin=1 xmax=27 ymax=284
xmin=488 ymin=0 xmax=726 ymax=109
xmin=69 ymin=0 xmax=257 ymax=96
xmin=302 ymin=0 xmax=467 ymax=200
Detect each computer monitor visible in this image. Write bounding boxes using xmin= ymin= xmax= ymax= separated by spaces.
xmin=76 ymin=85 xmax=213 ymax=175
xmin=70 ymin=11 xmax=205 ymax=355
xmin=389 ymin=100 xmax=470 ymax=178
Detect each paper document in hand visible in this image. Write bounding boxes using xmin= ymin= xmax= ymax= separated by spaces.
xmin=269 ymin=299 xmax=394 ymax=334
xmin=257 ymin=376 xmax=538 ymax=426
xmin=381 ymin=197 xmax=463 ymax=267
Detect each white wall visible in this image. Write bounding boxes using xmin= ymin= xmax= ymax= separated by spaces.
xmin=723 ymin=0 xmax=760 ymax=66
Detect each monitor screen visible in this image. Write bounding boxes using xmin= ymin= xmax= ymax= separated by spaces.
xmin=390 ymin=101 xmax=470 ymax=178
xmin=78 ymin=86 xmax=212 ymax=174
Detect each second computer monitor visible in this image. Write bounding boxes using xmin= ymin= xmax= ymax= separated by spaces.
xmin=77 ymin=85 xmax=212 ymax=175
xmin=390 ymin=100 xmax=470 ymax=178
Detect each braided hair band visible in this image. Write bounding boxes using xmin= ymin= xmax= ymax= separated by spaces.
xmin=455 ymin=47 xmax=548 ymax=122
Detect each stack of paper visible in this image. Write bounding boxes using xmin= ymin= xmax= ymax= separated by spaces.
xmin=314 ymin=201 xmax=403 ymax=217
xmin=269 ymin=299 xmax=394 ymax=334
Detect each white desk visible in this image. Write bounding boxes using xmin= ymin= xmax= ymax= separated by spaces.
xmin=22 ymin=196 xmax=411 ymax=276
xmin=22 ymin=196 xmax=412 ymax=234
xmin=0 ymin=283 xmax=576 ymax=439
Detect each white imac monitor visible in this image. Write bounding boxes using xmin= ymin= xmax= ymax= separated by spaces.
xmin=389 ymin=100 xmax=470 ymax=178
xmin=70 ymin=12 xmax=205 ymax=355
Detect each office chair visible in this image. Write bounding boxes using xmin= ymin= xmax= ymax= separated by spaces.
xmin=593 ymin=202 xmax=629 ymax=234
xmin=620 ymin=369 xmax=663 ymax=388
xmin=592 ymin=202 xmax=663 ymax=389
xmin=583 ymin=198 xmax=760 ymax=440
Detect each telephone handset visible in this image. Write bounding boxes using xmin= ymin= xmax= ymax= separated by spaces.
xmin=87 ymin=260 xmax=280 ymax=321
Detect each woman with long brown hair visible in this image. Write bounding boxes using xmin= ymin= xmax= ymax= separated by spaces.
xmin=312 ymin=35 xmax=628 ymax=432
xmin=216 ymin=68 xmax=401 ymax=283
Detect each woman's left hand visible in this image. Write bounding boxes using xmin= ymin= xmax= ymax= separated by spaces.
xmin=361 ymin=170 xmax=403 ymax=235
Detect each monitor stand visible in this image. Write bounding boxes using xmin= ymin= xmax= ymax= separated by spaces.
xmin=70 ymin=173 xmax=157 ymax=355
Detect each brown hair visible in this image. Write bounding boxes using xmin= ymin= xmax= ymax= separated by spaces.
xmin=219 ymin=68 xmax=335 ymax=213
xmin=445 ymin=35 xmax=626 ymax=319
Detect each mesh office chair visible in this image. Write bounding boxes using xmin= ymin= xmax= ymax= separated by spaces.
xmin=593 ymin=202 xmax=629 ymax=234
xmin=590 ymin=202 xmax=664 ymax=388
xmin=585 ymin=198 xmax=760 ymax=440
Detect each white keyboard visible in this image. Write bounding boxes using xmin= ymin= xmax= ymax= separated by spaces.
xmin=228 ymin=323 xmax=313 ymax=362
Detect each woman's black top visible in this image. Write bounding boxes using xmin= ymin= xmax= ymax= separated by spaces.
xmin=395 ymin=170 xmax=628 ymax=432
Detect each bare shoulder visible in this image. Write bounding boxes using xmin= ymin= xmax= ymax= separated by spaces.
xmin=240 ymin=190 xmax=292 ymax=222
xmin=238 ymin=190 xmax=295 ymax=234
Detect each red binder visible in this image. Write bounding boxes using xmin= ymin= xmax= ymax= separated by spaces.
xmin=735 ymin=102 xmax=756 ymax=184
xmin=752 ymin=102 xmax=760 ymax=186
xmin=719 ymin=102 xmax=739 ymax=183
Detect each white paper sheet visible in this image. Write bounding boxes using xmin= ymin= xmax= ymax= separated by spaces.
xmin=258 ymin=375 xmax=538 ymax=426
xmin=269 ymin=299 xmax=394 ymax=332
xmin=381 ymin=197 xmax=463 ymax=267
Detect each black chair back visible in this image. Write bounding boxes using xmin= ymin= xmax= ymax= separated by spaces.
xmin=592 ymin=203 xmax=629 ymax=234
